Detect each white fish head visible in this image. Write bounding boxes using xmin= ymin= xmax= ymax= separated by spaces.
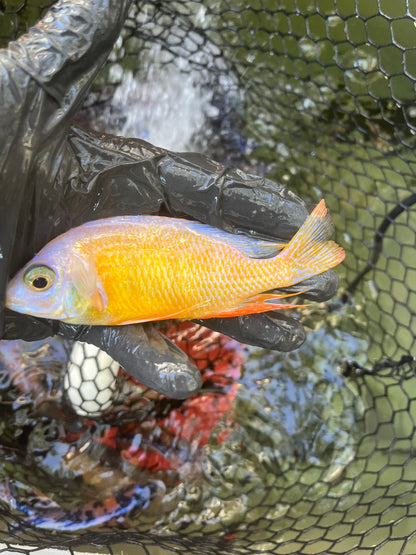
xmin=6 ymin=242 xmax=97 ymax=324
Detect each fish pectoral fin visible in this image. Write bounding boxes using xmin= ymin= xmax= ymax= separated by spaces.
xmin=89 ymin=283 xmax=108 ymax=312
xmin=71 ymin=253 xmax=108 ymax=313
xmin=206 ymin=291 xmax=309 ymax=318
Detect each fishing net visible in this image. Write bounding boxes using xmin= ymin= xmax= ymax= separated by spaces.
xmin=0 ymin=0 xmax=416 ymax=553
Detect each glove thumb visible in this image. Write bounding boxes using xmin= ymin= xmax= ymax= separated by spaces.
xmin=58 ymin=322 xmax=202 ymax=399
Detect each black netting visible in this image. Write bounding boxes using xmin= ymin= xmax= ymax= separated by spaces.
xmin=1 ymin=1 xmax=416 ymax=554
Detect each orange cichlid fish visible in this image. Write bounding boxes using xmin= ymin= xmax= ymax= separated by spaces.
xmin=6 ymin=200 xmax=344 ymax=326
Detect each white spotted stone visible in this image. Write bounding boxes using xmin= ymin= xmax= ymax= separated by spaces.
xmin=79 ymin=380 xmax=99 ymax=402
xmin=81 ymin=399 xmax=101 ymax=414
xmin=70 ymin=341 xmax=85 ymax=366
xmin=84 ymin=343 xmax=101 ymax=358
xmin=64 ymin=341 xmax=120 ymax=416
xmin=80 ymin=357 xmax=99 ymax=381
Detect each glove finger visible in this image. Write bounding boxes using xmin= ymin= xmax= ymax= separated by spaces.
xmin=57 ymin=322 xmax=202 ymax=399
xmin=2 ymin=310 xmax=59 ymax=341
xmin=215 ymin=175 xmax=310 ymax=240
xmin=196 ymin=312 xmax=306 ymax=352
xmin=160 ymin=154 xmax=309 ymax=240
xmin=275 ymin=270 xmax=339 ymax=302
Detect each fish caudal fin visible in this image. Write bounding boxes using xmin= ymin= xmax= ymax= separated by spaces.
xmin=279 ymin=199 xmax=345 ymax=284
xmin=204 ymin=200 xmax=343 ymax=319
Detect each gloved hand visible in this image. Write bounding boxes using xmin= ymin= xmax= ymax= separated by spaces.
xmin=0 ymin=0 xmax=338 ymax=398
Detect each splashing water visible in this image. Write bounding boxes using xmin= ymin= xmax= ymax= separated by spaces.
xmin=95 ymin=44 xmax=224 ymax=151
xmin=112 ymin=67 xmax=215 ymax=151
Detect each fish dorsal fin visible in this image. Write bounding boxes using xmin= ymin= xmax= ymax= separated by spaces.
xmin=70 ymin=252 xmax=108 ymax=313
xmin=182 ymin=221 xmax=286 ymax=259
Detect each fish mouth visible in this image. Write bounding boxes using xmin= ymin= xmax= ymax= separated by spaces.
xmin=5 ymin=286 xmax=53 ymax=319
xmin=5 ymin=291 xmax=27 ymax=313
xmin=5 ymin=296 xmax=37 ymax=316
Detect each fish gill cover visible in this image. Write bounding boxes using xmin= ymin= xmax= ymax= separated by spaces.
xmin=0 ymin=0 xmax=415 ymax=554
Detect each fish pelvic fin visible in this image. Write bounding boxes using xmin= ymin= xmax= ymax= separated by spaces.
xmin=279 ymin=199 xmax=345 ymax=284
xmin=206 ymin=291 xmax=309 ymax=318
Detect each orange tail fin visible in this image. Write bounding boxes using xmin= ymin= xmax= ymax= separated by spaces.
xmin=279 ymin=200 xmax=345 ymax=284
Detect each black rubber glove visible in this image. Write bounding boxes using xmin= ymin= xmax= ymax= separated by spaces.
xmin=0 ymin=1 xmax=338 ymax=398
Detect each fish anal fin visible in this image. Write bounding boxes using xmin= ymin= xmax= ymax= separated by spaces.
xmin=117 ymin=301 xmax=212 ymax=325
xmin=206 ymin=291 xmax=309 ymax=318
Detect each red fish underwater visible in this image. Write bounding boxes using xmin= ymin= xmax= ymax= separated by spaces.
xmin=6 ymin=200 xmax=344 ymax=325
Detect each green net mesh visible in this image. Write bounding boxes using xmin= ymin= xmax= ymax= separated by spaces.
xmin=1 ymin=1 xmax=416 ymax=553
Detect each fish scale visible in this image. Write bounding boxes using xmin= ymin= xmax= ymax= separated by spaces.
xmin=94 ymin=227 xmax=261 ymax=321
xmin=6 ymin=201 xmax=345 ymax=325
xmin=89 ymin=227 xmax=217 ymax=321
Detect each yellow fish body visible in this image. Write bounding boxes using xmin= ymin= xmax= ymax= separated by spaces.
xmin=6 ymin=200 xmax=344 ymax=325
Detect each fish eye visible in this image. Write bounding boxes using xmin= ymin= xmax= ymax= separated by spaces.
xmin=23 ymin=265 xmax=56 ymax=292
